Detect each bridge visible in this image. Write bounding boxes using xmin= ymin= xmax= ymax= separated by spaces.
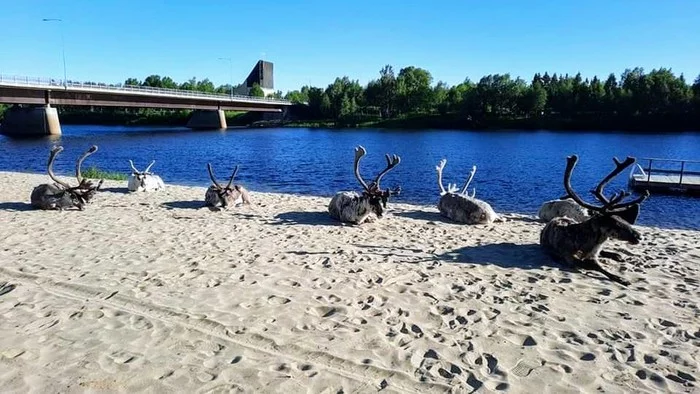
xmin=0 ymin=60 xmax=292 ymax=136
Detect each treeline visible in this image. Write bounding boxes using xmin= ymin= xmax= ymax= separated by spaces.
xmin=121 ymin=75 xmax=280 ymax=98
xmin=283 ymin=66 xmax=700 ymax=130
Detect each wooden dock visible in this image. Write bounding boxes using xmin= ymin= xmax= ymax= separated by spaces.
xmin=629 ymin=158 xmax=700 ymax=195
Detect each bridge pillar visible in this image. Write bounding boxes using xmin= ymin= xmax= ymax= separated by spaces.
xmin=0 ymin=105 xmax=62 ymax=136
xmin=186 ymin=109 xmax=227 ymax=130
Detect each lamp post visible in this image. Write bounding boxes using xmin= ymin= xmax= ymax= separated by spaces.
xmin=218 ymin=57 xmax=233 ymax=98
xmin=42 ymin=18 xmax=67 ymax=88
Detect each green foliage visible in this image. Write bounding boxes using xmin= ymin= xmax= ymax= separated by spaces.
xmin=0 ymin=104 xmax=8 ymax=121
xmin=249 ymin=83 xmax=265 ymax=97
xmin=293 ymin=64 xmax=698 ymax=131
xmin=81 ymin=166 xmax=128 ymax=181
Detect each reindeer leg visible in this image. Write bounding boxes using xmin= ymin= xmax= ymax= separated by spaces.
xmin=600 ymin=250 xmax=624 ymax=262
xmin=579 ymin=258 xmax=630 ymax=286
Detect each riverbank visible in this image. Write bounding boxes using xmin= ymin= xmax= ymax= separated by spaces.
xmin=0 ymin=171 xmax=698 ymax=392
xmin=283 ymin=113 xmax=700 ymax=132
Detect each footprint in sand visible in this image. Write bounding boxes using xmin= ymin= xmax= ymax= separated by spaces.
xmin=308 ymin=305 xmax=346 ymax=318
xmin=267 ymin=295 xmax=291 ymax=305
xmin=511 ymin=358 xmax=541 ymax=377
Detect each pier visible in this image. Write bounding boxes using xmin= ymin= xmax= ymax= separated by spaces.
xmin=629 ymin=158 xmax=700 ymax=195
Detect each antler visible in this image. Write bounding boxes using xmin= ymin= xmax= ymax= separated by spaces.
xmin=143 ymin=160 xmax=156 ymax=174
xmin=225 ymin=165 xmax=240 ymax=189
xmin=372 ymin=153 xmax=401 ymax=189
xmin=460 ymin=165 xmax=477 ymax=196
xmin=564 ymin=154 xmax=649 ymax=214
xmin=207 ymin=163 xmax=223 ymax=190
xmin=128 ymin=160 xmax=140 ymax=174
xmin=353 ymin=146 xmax=370 ymax=192
xmin=436 ymin=159 xmax=447 ymax=194
xmin=46 ymin=146 xmax=71 ymax=189
xmin=563 ymin=155 xmax=607 ymax=212
xmin=76 ymin=145 xmax=99 ymax=185
xmin=591 ymin=157 xmax=634 ymax=206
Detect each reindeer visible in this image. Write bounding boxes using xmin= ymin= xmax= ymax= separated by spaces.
xmin=30 ymin=145 xmax=104 ymax=210
xmin=539 ymin=155 xmax=650 ymax=286
xmin=328 ymin=146 xmax=401 ymax=224
xmin=128 ymin=160 xmax=165 ymax=192
xmin=204 ymin=163 xmax=251 ymax=210
xmin=435 ymin=159 xmax=498 ymax=224
xmin=538 ymin=197 xmax=590 ymax=223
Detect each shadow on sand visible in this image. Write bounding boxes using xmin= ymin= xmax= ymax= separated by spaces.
xmin=272 ymin=211 xmax=343 ymax=226
xmin=393 ymin=209 xmax=457 ymax=224
xmin=99 ymin=187 xmax=130 ymax=195
xmin=0 ymin=202 xmax=34 ymax=212
xmin=435 ymin=242 xmax=561 ymax=270
xmin=161 ymin=200 xmax=205 ymax=210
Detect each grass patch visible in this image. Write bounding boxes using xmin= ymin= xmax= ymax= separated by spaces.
xmin=81 ymin=166 xmax=128 ymax=181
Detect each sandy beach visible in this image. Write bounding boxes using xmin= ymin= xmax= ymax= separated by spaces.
xmin=0 ymin=171 xmax=698 ymax=393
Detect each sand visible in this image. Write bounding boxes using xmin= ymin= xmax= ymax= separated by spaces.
xmin=0 ymin=171 xmax=698 ymax=393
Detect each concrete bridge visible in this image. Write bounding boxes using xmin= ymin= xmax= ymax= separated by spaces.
xmin=0 ymin=61 xmax=292 ymax=136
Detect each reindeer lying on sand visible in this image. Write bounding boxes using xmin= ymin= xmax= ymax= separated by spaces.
xmin=538 ymin=197 xmax=590 ymax=223
xmin=204 ymin=163 xmax=251 ymax=210
xmin=539 ymin=155 xmax=649 ymax=286
xmin=328 ymin=146 xmax=401 ymax=224
xmin=128 ymin=160 xmax=165 ymax=192
xmin=30 ymin=145 xmax=103 ymax=210
xmin=539 ymin=194 xmax=640 ymax=224
xmin=435 ymin=159 xmax=498 ymax=224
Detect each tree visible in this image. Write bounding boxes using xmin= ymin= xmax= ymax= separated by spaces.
xmin=433 ymin=81 xmax=449 ymax=114
xmin=519 ymin=81 xmax=547 ymax=116
xmin=180 ymin=77 xmax=197 ymax=91
xmin=267 ymin=90 xmax=284 ymax=99
xmin=396 ymin=66 xmax=433 ymax=114
xmin=142 ymin=75 xmax=163 ymax=88
xmin=284 ymin=89 xmax=309 ymax=104
xmin=161 ymin=76 xmax=177 ymax=89
xmin=473 ymin=74 xmax=526 ymax=116
xmin=693 ymin=75 xmax=700 ymax=113
xmin=249 ymin=83 xmax=265 ymax=97
xmin=124 ymin=77 xmax=141 ymax=86
xmin=196 ymin=79 xmax=215 ymax=93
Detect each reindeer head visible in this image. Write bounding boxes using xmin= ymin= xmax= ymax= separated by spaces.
xmin=436 ymin=159 xmax=477 ymax=198
xmin=353 ymin=146 xmax=401 ymax=218
xmin=47 ymin=145 xmax=103 ymax=209
xmin=563 ymin=155 xmax=649 ymax=243
xmin=129 ymin=159 xmax=156 ymax=188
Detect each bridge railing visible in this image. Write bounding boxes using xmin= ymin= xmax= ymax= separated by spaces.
xmin=0 ymin=74 xmax=292 ymax=104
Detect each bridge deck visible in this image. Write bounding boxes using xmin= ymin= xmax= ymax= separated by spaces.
xmin=0 ymin=74 xmax=292 ymax=112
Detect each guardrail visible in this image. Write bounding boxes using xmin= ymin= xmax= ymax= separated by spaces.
xmin=639 ymin=157 xmax=700 ymax=186
xmin=0 ymin=74 xmax=292 ymax=105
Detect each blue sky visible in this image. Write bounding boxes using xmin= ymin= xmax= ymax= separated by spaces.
xmin=1 ymin=1 xmax=698 ymax=92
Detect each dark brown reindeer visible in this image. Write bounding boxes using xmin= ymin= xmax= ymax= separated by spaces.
xmin=328 ymin=146 xmax=401 ymax=224
xmin=30 ymin=145 xmax=103 ymax=210
xmin=539 ymin=155 xmax=649 ymax=286
xmin=204 ymin=163 xmax=251 ymax=210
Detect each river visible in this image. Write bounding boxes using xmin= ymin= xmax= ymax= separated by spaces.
xmin=1 ymin=125 xmax=698 ymax=229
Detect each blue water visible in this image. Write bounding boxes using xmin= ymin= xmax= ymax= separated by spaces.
xmin=1 ymin=125 xmax=699 ymax=230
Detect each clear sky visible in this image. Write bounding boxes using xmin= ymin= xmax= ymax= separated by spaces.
xmin=1 ymin=0 xmax=698 ymax=92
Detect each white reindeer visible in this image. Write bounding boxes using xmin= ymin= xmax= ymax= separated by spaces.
xmin=435 ymin=159 xmax=498 ymax=224
xmin=127 ymin=160 xmax=165 ymax=192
